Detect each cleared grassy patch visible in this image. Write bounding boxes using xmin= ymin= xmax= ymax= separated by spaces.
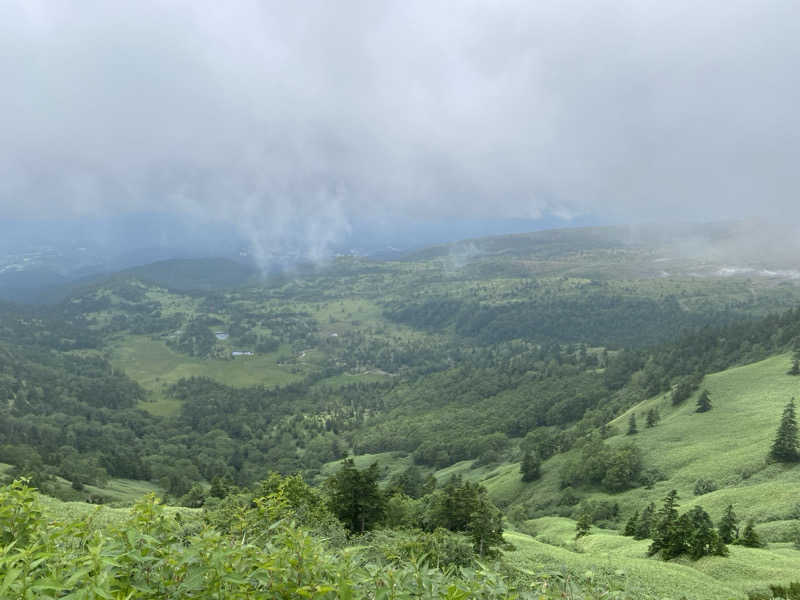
xmin=316 ymin=452 xmax=413 ymax=486
xmin=110 ymin=335 xmax=307 ymax=415
xmin=37 ymin=493 xmax=199 ymax=530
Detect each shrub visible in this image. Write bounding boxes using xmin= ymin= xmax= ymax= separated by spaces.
xmin=693 ymin=478 xmax=718 ymax=496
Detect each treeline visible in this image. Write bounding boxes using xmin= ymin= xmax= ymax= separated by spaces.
xmin=605 ymin=305 xmax=800 ymax=396
xmin=385 ymin=294 xmax=743 ymax=349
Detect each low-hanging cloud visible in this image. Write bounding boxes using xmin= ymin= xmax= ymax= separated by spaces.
xmin=1 ymin=0 xmax=799 ymax=251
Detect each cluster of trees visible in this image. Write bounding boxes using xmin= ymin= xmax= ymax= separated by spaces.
xmin=624 ymin=491 xmax=726 ymax=560
xmin=560 ymin=437 xmax=643 ymax=493
xmin=622 ymin=493 xmax=763 ymax=561
xmin=324 ymin=460 xmax=505 ymax=557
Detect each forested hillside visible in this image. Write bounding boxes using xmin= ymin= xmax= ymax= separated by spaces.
xmin=4 ymin=226 xmax=800 ymax=597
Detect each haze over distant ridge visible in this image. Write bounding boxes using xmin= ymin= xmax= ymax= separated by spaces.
xmin=1 ymin=1 xmax=799 ymax=261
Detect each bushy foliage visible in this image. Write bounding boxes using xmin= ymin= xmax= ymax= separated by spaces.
xmin=693 ymin=478 xmax=718 ymax=496
xmin=560 ymin=437 xmax=643 ymax=493
xmin=520 ymin=450 xmax=541 ymax=482
xmin=0 ymin=479 xmax=535 ymax=599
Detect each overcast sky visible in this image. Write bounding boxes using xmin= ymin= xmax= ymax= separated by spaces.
xmin=1 ymin=1 xmax=798 ymax=236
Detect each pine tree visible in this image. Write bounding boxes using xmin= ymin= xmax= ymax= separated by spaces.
xmin=575 ymin=512 xmax=592 ymax=539
xmin=789 ymin=358 xmax=800 ymax=376
xmin=736 ymin=520 xmax=763 ymax=548
xmin=696 ymin=389 xmax=712 ymax=413
xmin=684 ymin=506 xmax=727 ymax=559
xmin=634 ymin=502 xmax=655 ymax=540
xmin=623 ymin=510 xmax=639 ymax=536
xmin=718 ymin=504 xmax=739 ymax=544
xmin=325 ymin=459 xmax=385 ymax=533
xmin=645 ymin=407 xmax=660 ymax=428
xmin=627 ymin=413 xmax=638 ymax=435
xmin=648 ymin=490 xmax=680 ymax=557
xmin=520 ymin=450 xmax=541 ymax=482
xmin=769 ymin=399 xmax=799 ymax=463
xmin=468 ymin=497 xmax=505 ymax=557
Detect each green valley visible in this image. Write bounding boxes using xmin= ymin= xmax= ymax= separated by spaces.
xmin=5 ymin=224 xmax=800 ymax=598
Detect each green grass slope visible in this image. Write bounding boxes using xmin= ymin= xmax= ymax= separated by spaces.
xmin=497 ymin=353 xmax=800 ymax=537
xmin=507 ymin=519 xmax=800 ymax=599
xmin=602 ymin=353 xmax=800 ymax=537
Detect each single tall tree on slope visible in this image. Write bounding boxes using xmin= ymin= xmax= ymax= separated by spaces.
xmin=770 ymin=399 xmax=799 ymax=463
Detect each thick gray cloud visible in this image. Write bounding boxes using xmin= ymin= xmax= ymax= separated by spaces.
xmin=1 ymin=1 xmax=799 ymax=244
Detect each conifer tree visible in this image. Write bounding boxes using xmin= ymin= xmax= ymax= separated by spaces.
xmin=789 ymin=358 xmax=800 ymax=376
xmin=468 ymin=497 xmax=505 ymax=557
xmin=645 ymin=407 xmax=660 ymax=428
xmin=696 ymin=389 xmax=712 ymax=413
xmin=683 ymin=506 xmax=727 ymax=559
xmin=575 ymin=512 xmax=592 ymax=539
xmin=520 ymin=450 xmax=541 ymax=482
xmin=325 ymin=459 xmax=385 ymax=533
xmin=627 ymin=413 xmax=638 ymax=435
xmin=769 ymin=399 xmax=799 ymax=463
xmin=634 ymin=502 xmax=655 ymax=540
xmin=736 ymin=520 xmax=763 ymax=548
xmin=623 ymin=510 xmax=639 ymax=536
xmin=718 ymin=504 xmax=739 ymax=544
xmin=648 ymin=490 xmax=680 ymax=557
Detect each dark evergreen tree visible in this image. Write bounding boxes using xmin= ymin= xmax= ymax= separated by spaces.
xmin=388 ymin=464 xmax=426 ymax=498
xmin=634 ymin=502 xmax=655 ymax=540
xmin=736 ymin=520 xmax=763 ymax=548
xmin=696 ymin=389 xmax=712 ymax=413
xmin=209 ymin=475 xmax=233 ymax=499
xmin=627 ymin=413 xmax=638 ymax=436
xmin=325 ymin=459 xmax=385 ymax=533
xmin=789 ymin=358 xmax=800 ymax=376
xmin=623 ymin=510 xmax=639 ymax=536
xmin=645 ymin=407 xmax=660 ymax=428
xmin=575 ymin=512 xmax=592 ymax=539
xmin=718 ymin=504 xmax=738 ymax=544
xmin=769 ymin=399 xmax=799 ymax=463
xmin=520 ymin=450 xmax=541 ymax=482
xmin=648 ymin=490 xmax=680 ymax=558
xmin=683 ymin=506 xmax=727 ymax=560
xmin=468 ymin=497 xmax=505 ymax=557
xmin=671 ymin=381 xmax=694 ymax=406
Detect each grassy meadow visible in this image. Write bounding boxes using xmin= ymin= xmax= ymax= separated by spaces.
xmin=506 ymin=523 xmax=800 ymax=600
xmin=110 ymin=335 xmax=307 ymax=416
